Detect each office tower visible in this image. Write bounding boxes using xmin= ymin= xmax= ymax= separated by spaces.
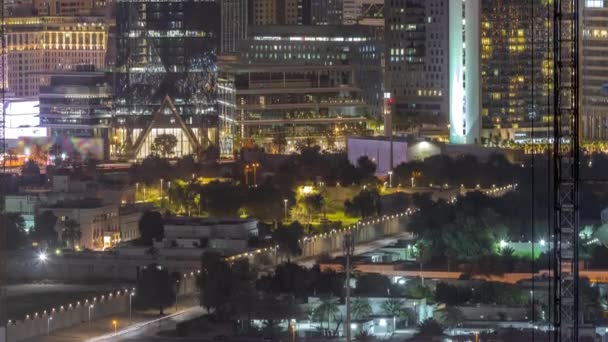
xmin=449 ymin=0 xmax=480 ymax=144
xmin=113 ymin=0 xmax=220 ymax=159
xmin=33 ymin=0 xmax=106 ymax=15
xmin=384 ymin=0 xmax=448 ymax=133
xmin=582 ymin=0 xmax=608 ymax=140
xmin=39 ymin=65 xmax=111 ymax=159
xmin=221 ymin=0 xmax=248 ymax=54
xmin=480 ymin=0 xmax=552 ymax=143
xmin=311 ymin=0 xmax=343 ymax=25
xmin=342 ymin=0 xmax=359 ymax=24
xmin=359 ymin=0 xmax=384 ymax=26
xmin=251 ymin=0 xmax=306 ymax=25
xmin=218 ymin=25 xmax=383 ymax=153
xmin=4 ymin=16 xmax=107 ymax=97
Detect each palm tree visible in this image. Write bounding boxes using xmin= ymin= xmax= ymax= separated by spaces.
xmin=313 ymin=295 xmax=340 ymax=336
xmin=381 ymin=298 xmax=405 ymax=332
xmin=61 ymin=219 xmax=81 ymax=248
xmin=351 ymin=298 xmax=372 ymax=320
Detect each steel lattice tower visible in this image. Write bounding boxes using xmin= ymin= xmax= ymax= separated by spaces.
xmin=552 ymin=0 xmax=580 ymax=340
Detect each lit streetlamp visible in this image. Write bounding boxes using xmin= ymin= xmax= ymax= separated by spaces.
xmin=160 ymin=178 xmax=164 ymax=205
xmin=251 ymin=162 xmax=260 ymax=187
xmin=244 ymin=165 xmax=251 ymax=186
xmin=88 ymin=304 xmax=94 ymax=328
xmin=388 ymin=171 xmax=393 ymax=188
xmin=129 ymin=291 xmax=135 ymax=324
xmin=411 ymin=177 xmax=415 ymax=188
xmin=135 ymin=182 xmax=139 ymax=202
xmin=143 ymin=186 xmax=147 ymax=202
xmin=47 ymin=316 xmax=53 ymax=335
xmin=112 ymin=320 xmax=118 ymax=334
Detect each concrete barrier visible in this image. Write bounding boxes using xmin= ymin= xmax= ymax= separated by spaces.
xmin=6 ymin=290 xmax=129 ymax=342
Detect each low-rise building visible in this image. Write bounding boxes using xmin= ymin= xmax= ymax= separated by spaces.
xmin=161 ymin=217 xmax=258 ymax=252
xmin=38 ymin=199 xmax=119 ymax=250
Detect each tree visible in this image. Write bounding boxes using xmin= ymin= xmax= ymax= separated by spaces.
xmin=151 ymin=134 xmax=178 ymax=158
xmin=356 ymin=156 xmax=377 ymax=180
xmin=200 ymin=181 xmax=244 ymax=217
xmin=413 ymin=319 xmax=444 ymax=341
xmin=1 ymin=213 xmax=28 ymax=250
xmin=135 ymin=263 xmax=176 ymax=315
xmin=33 ymin=211 xmax=58 ymax=246
xmin=301 ymin=193 xmax=325 ymax=223
xmin=61 ymin=219 xmax=81 ymax=248
xmin=312 ymin=295 xmax=341 ymax=337
xmin=199 ymin=251 xmax=234 ymax=315
xmin=138 ymin=211 xmax=164 ymax=245
xmin=381 ymin=298 xmax=406 ymax=330
xmin=272 ymin=133 xmax=288 ymax=154
xmin=345 ymin=189 xmax=381 ymax=218
xmin=436 ymin=306 xmax=465 ymax=328
xmin=272 ymin=221 xmax=304 ymax=257
xmin=351 ymin=298 xmax=372 ymax=320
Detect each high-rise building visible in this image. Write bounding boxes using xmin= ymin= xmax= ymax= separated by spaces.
xmin=4 ymin=16 xmax=107 ymax=98
xmin=251 ymin=0 xmax=307 ymax=25
xmin=221 ymin=0 xmax=248 ymax=54
xmin=218 ymin=25 xmax=383 ymax=153
xmin=310 ymin=0 xmax=343 ymax=25
xmin=113 ymin=0 xmax=220 ymax=159
xmin=449 ymin=0 xmax=480 ymax=144
xmin=582 ymin=0 xmax=608 ymax=140
xmin=384 ymin=0 xmax=448 ymax=133
xmin=480 ymin=0 xmax=552 ymax=143
xmin=32 ymin=0 xmax=106 ymax=15
xmin=39 ymin=65 xmax=112 ymax=159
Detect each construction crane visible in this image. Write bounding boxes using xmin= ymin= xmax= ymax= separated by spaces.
xmin=552 ymin=0 xmax=580 ymax=340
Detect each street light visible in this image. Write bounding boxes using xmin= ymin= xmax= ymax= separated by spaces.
xmin=251 ymin=162 xmax=260 ymax=187
xmin=88 ymin=304 xmax=94 ymax=328
xmin=160 ymin=178 xmax=164 ymax=205
xmin=143 ymin=186 xmax=147 ymax=201
xmin=388 ymin=171 xmax=393 ymax=188
xmin=38 ymin=251 xmax=48 ymax=263
xmin=244 ymin=165 xmax=251 ymax=186
xmin=411 ymin=177 xmax=415 ymax=188
xmin=112 ymin=320 xmax=118 ymax=334
xmin=135 ymin=182 xmax=139 ymax=202
xmin=129 ymin=292 xmax=135 ymax=324
xmin=283 ymin=199 xmax=288 ymax=220
xmin=47 ymin=316 xmax=53 ymax=335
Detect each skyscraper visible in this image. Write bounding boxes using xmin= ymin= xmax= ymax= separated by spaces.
xmin=384 ymin=0 xmax=448 ymax=133
xmin=582 ymin=0 xmax=608 ymax=140
xmin=221 ymin=0 xmax=248 ymax=54
xmin=480 ymin=0 xmax=552 ymax=143
xmin=449 ymin=0 xmax=480 ymax=144
xmin=113 ymin=0 xmax=220 ymax=159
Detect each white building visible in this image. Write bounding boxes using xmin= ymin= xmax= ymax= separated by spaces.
xmin=346 ymin=136 xmax=441 ymax=175
xmin=160 ymin=217 xmax=258 ymax=252
xmin=448 ymin=0 xmax=481 ymax=144
xmin=4 ymin=195 xmax=40 ymax=231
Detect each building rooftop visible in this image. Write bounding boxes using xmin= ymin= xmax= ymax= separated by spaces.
xmin=164 ymin=217 xmax=258 ymax=226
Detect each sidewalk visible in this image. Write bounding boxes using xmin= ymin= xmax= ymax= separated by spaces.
xmin=25 ymin=295 xmax=199 ymax=342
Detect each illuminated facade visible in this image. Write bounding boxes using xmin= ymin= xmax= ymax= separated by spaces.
xmin=384 ymin=0 xmax=448 ymax=132
xmin=114 ymin=0 xmax=220 ymax=159
xmin=221 ymin=0 xmax=248 ymax=54
xmin=4 ymin=16 xmax=107 ymax=97
xmin=449 ymin=0 xmax=480 ymax=144
xmin=582 ymin=0 xmax=608 ymax=140
xmin=480 ymin=0 xmax=552 ymax=142
xmin=33 ymin=0 xmax=106 ymax=16
xmin=39 ymin=65 xmax=111 ymax=158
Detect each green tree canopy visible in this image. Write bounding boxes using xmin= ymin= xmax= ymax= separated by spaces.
xmin=135 ymin=263 xmax=176 ymax=315
xmin=151 ymin=134 xmax=178 ymax=158
xmin=138 ymin=211 xmax=164 ymax=246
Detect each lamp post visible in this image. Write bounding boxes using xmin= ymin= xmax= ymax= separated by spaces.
xmin=251 ymin=162 xmax=260 ymax=187
xmin=411 ymin=177 xmax=415 ymax=189
xmin=47 ymin=316 xmax=53 ymax=335
xmin=388 ymin=171 xmax=393 ymax=188
xmin=283 ymin=199 xmax=288 ymax=220
xmin=129 ymin=292 xmax=135 ymax=324
xmin=88 ymin=305 xmax=94 ymax=328
xmin=143 ymin=187 xmax=147 ymax=202
xmin=244 ymin=165 xmax=251 ymax=186
xmin=135 ymin=182 xmax=139 ymax=202
xmin=112 ymin=320 xmax=118 ymax=334
xmin=160 ymin=178 xmax=164 ymax=206
xmin=343 ymin=233 xmax=355 ymax=342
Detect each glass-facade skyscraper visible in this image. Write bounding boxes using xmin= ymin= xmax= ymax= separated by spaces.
xmin=113 ymin=0 xmax=220 ymax=159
